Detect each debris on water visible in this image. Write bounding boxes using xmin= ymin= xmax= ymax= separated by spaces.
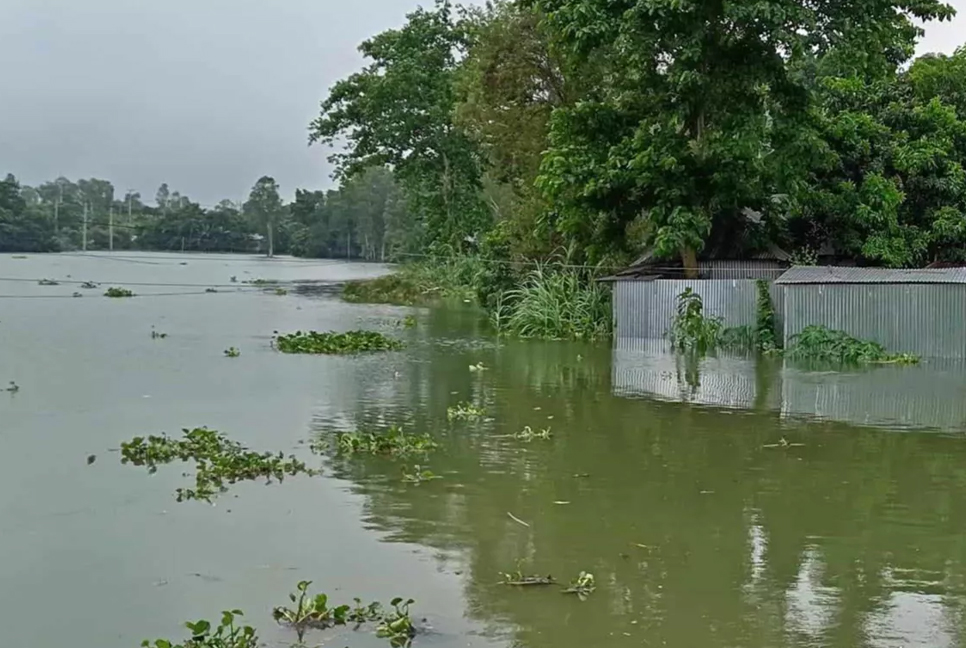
xmin=6 ymin=381 xmax=19 ymax=393
xmin=573 ymin=473 xmax=590 ymax=478
xmin=86 ymin=454 xmax=97 ymax=465
xmin=762 ymin=437 xmax=805 ymax=449
xmin=72 ymin=292 xmax=82 ymax=297
xmin=553 ymin=501 xmax=570 ymax=505
xmin=700 ymin=490 xmax=714 ymax=494
xmin=507 ymin=511 xmax=530 ymax=528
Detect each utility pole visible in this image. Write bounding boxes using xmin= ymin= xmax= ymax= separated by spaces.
xmin=54 ymin=184 xmax=62 ymax=234
xmin=109 ymin=207 xmax=114 ymax=251
xmin=82 ymin=202 xmax=88 ymax=251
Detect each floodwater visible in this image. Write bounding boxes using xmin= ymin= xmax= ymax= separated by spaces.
xmin=2 ymin=252 xmax=966 ymax=648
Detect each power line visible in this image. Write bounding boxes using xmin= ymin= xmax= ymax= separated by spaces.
xmin=0 ymin=276 xmax=326 ymax=289
xmin=0 ymin=289 xmax=265 ymax=300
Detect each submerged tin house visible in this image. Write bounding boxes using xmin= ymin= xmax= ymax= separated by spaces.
xmin=606 ymin=246 xmax=789 ymax=340
xmin=776 ymin=266 xmax=966 ymax=359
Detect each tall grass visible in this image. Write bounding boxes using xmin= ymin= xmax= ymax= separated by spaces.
xmin=495 ymin=266 xmax=612 ymax=340
xmin=342 ymin=258 xmax=482 ymax=305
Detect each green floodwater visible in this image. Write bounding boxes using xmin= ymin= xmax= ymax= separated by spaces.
xmin=2 ymin=252 xmax=966 ymax=648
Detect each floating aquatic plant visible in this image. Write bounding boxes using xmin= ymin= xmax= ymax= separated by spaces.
xmin=37 ymin=278 xmax=59 ymax=286
xmin=513 ymin=425 xmax=551 ymax=442
xmin=151 ymin=329 xmax=168 ymax=340
xmin=105 ymin=287 xmax=135 ymax=298
xmin=80 ymin=281 xmax=99 ymax=289
xmin=787 ymin=325 xmax=920 ymax=365
xmin=274 ymin=287 xmax=288 ymax=296
xmin=141 ymin=610 xmax=258 ymax=648
xmin=562 ymin=571 xmax=595 ymax=600
xmin=274 ymin=330 xmax=404 ymax=355
xmin=447 ymin=402 xmax=485 ymax=421
xmin=500 ymin=563 xmax=554 ymax=587
xmin=272 ymin=581 xmax=351 ymax=643
xmin=335 ymin=426 xmax=437 ymax=458
xmin=376 ymin=598 xmax=416 ymax=648
xmin=120 ymin=427 xmax=318 ymax=502
xmin=224 ymin=347 xmax=241 ymax=358
xmin=401 ymin=465 xmax=442 ymax=484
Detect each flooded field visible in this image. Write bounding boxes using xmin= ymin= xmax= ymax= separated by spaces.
xmin=2 ymin=252 xmax=966 ymax=648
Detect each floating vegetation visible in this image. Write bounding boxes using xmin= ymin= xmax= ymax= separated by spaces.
xmin=105 ymin=287 xmax=135 ymax=298
xmin=272 ymin=581 xmax=351 ymax=643
xmin=500 ymin=564 xmax=554 ymax=587
xmin=6 ymin=381 xmax=19 ymax=393
xmin=37 ymin=278 xmax=59 ymax=286
xmin=468 ymin=362 xmax=487 ymax=372
xmin=141 ymin=610 xmax=258 ymax=648
xmin=787 ymin=325 xmax=920 ymax=365
xmin=447 ymin=402 xmax=485 ymax=421
xmin=762 ymin=437 xmax=806 ymax=449
xmin=401 ymin=465 xmax=442 ymax=484
xmin=205 ymin=288 xmax=218 ymax=293
xmin=80 ymin=281 xmax=99 ymax=289
xmin=336 ymin=426 xmax=437 ymax=458
xmin=562 ymin=571 xmax=596 ymax=601
xmin=11 ymin=255 xmax=27 ymax=259
xmin=151 ymin=329 xmax=168 ymax=340
xmin=375 ymin=598 xmax=417 ymax=648
xmin=274 ymin=330 xmax=404 ymax=355
xmin=401 ymin=315 xmax=417 ymax=328
xmin=72 ymin=292 xmax=83 ymax=298
xmin=224 ymin=347 xmax=241 ymax=358
xmin=274 ymin=287 xmax=288 ymax=296
xmin=513 ymin=425 xmax=551 ymax=442
xmin=230 ymin=275 xmax=238 ymax=283
xmin=248 ymin=278 xmax=278 ymax=286
xmin=120 ymin=427 xmax=318 ymax=502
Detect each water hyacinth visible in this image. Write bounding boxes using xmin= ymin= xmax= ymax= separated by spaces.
xmin=274 ymin=330 xmax=404 ymax=355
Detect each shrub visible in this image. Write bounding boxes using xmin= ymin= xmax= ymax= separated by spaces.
xmin=496 ymin=266 xmax=611 ymax=340
xmin=787 ymin=325 xmax=919 ymax=364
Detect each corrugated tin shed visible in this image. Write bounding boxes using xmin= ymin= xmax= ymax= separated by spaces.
xmin=776 ymin=266 xmax=966 ymax=284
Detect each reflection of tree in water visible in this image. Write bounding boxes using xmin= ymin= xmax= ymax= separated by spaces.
xmin=314 ymin=315 xmax=966 ymax=647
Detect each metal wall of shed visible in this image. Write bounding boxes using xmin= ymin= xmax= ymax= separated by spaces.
xmin=698 ymin=260 xmax=787 ymax=280
xmin=614 ymin=279 xmax=784 ymax=340
xmin=782 ymin=283 xmax=966 ymax=358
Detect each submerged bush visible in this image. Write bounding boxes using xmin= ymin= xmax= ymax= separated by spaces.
xmin=343 ymin=259 xmax=478 ymax=305
xmin=495 ymin=266 xmax=612 ymax=340
xmin=668 ymin=288 xmax=723 ymax=352
xmin=120 ymin=427 xmax=318 ymax=502
xmin=274 ymin=330 xmax=404 ymax=355
xmin=787 ymin=325 xmax=919 ymax=364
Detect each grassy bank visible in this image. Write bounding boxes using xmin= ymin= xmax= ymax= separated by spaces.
xmin=342 ymin=258 xmax=612 ymax=341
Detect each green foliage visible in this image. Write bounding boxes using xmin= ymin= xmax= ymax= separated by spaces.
xmin=787 ymin=325 xmax=920 ymax=364
xmin=494 ymin=266 xmax=612 ymax=340
xmin=562 ymin=571 xmax=595 ymax=601
xmin=499 ymin=565 xmax=555 ymax=586
xmin=141 ymin=610 xmax=257 ymax=648
xmin=274 ymin=330 xmax=404 ymax=355
xmin=375 ymin=598 xmax=417 ymax=648
xmin=223 ymin=347 xmax=240 ymax=358
xmin=342 ymin=260 xmax=478 ymax=306
xmin=272 ymin=581 xmax=351 ymax=644
xmin=513 ymin=425 xmax=552 ymax=442
xmin=401 ymin=465 xmax=442 ymax=484
xmin=754 ymin=280 xmax=780 ymax=352
xmin=447 ymin=402 xmax=485 ymax=421
xmin=335 ymin=426 xmax=438 ymax=458
xmin=668 ymin=289 xmax=723 ymax=353
xmin=104 ymin=287 xmax=134 ymax=298
xmin=244 ymin=176 xmax=284 ymax=257
xmin=119 ymin=427 xmax=317 ymax=502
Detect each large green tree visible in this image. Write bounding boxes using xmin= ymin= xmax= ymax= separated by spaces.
xmin=310 ymin=0 xmax=489 ymax=251
xmin=244 ymin=176 xmax=284 ymax=257
xmin=528 ymin=0 xmax=955 ymax=275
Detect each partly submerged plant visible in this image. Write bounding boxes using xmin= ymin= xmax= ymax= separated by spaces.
xmin=272 ymin=581 xmax=350 ymax=644
xmin=562 ymin=571 xmax=596 ymax=601
xmin=105 ymin=287 xmax=135 ymax=298
xmin=500 ymin=562 xmax=554 ymax=587
xmin=37 ymin=278 xmax=59 ymax=286
xmin=274 ymin=330 xmax=404 ymax=355
xmin=375 ymin=598 xmax=416 ymax=648
xmin=513 ymin=426 xmax=552 ymax=442
xmin=141 ymin=610 xmax=258 ymax=648
xmin=274 ymin=287 xmax=288 ymax=296
xmin=80 ymin=281 xmax=99 ymax=289
xmin=336 ymin=426 xmax=437 ymax=458
xmin=668 ymin=288 xmax=722 ymax=353
xmin=151 ymin=329 xmax=168 ymax=340
xmin=224 ymin=347 xmax=241 ymax=358
xmin=120 ymin=427 xmax=318 ymax=502
xmin=447 ymin=402 xmax=485 ymax=421
xmin=401 ymin=465 xmax=442 ymax=484
xmin=787 ymin=325 xmax=919 ymax=365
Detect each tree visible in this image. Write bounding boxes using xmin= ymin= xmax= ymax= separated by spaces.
xmin=0 ymin=174 xmax=57 ymax=252
xmin=310 ymin=0 xmax=490 ymax=250
xmin=156 ymin=183 xmax=171 ymax=213
xmin=245 ymin=176 xmax=283 ymax=257
xmin=527 ymin=0 xmax=956 ymax=275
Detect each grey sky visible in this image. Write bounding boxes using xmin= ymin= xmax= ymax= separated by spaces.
xmin=0 ymin=0 xmax=962 ymax=206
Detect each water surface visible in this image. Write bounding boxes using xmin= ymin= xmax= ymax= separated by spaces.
xmin=2 ymin=252 xmax=965 ymax=648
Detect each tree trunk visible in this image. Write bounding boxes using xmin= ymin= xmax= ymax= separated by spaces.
xmin=266 ymin=222 xmax=274 ymax=258
xmin=681 ymin=247 xmax=698 ymax=279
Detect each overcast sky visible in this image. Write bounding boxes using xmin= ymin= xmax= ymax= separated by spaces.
xmin=0 ymin=0 xmax=963 ymax=206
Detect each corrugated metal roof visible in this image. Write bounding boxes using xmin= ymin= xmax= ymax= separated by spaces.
xmin=776 ymin=266 xmax=966 ymax=285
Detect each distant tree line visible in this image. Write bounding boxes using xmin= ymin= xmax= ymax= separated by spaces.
xmin=0 ymin=168 xmax=410 ymax=260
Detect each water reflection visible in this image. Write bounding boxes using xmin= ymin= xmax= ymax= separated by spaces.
xmin=311 ymin=324 xmax=966 ymax=648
